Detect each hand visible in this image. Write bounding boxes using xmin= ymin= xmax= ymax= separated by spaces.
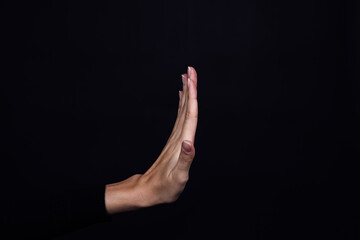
xmin=105 ymin=66 xmax=198 ymax=215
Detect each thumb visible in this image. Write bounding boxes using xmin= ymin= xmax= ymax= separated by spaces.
xmin=175 ymin=140 xmax=195 ymax=173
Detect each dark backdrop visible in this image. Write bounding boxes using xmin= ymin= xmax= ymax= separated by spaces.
xmin=1 ymin=0 xmax=360 ymax=239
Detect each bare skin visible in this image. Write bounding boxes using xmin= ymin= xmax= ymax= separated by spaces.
xmin=105 ymin=66 xmax=198 ymax=215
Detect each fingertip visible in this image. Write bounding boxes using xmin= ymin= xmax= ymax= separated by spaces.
xmin=182 ymin=74 xmax=187 ymax=85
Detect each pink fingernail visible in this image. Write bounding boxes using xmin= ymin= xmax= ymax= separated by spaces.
xmin=182 ymin=74 xmax=186 ymax=85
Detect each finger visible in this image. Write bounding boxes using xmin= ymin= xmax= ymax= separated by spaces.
xmin=177 ymin=73 xmax=190 ymax=132
xmin=180 ymin=73 xmax=189 ymax=109
xmin=179 ymin=90 xmax=183 ymax=103
xmin=172 ymin=75 xmax=186 ymax=128
xmin=188 ymin=66 xmax=197 ymax=88
xmin=181 ymin=67 xmax=198 ymax=143
xmin=170 ymin=88 xmax=183 ymax=136
xmin=166 ymin=74 xmax=188 ymax=144
xmin=172 ymin=140 xmax=195 ymax=182
xmin=171 ymin=73 xmax=190 ymax=142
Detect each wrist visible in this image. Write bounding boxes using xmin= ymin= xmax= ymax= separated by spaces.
xmin=104 ymin=175 xmax=144 ymax=215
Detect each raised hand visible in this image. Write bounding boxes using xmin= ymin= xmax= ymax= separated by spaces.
xmin=105 ymin=66 xmax=198 ymax=214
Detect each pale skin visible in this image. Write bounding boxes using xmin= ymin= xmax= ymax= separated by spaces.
xmin=105 ymin=66 xmax=198 ymax=215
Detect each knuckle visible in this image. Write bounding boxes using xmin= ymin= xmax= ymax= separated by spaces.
xmin=185 ymin=110 xmax=198 ymax=120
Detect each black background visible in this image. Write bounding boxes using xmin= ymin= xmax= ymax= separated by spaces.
xmin=1 ymin=0 xmax=360 ymax=239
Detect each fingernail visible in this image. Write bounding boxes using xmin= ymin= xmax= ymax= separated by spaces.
xmin=182 ymin=74 xmax=186 ymax=85
xmin=182 ymin=140 xmax=192 ymax=153
xmin=188 ymin=66 xmax=192 ymax=78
